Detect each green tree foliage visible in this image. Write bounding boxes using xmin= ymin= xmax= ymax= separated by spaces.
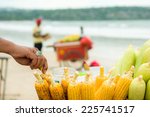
xmin=0 ymin=7 xmax=150 ymax=20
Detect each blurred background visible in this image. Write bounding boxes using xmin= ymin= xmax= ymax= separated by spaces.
xmin=0 ymin=0 xmax=150 ymax=99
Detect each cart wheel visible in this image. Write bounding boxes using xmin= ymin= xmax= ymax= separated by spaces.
xmin=62 ymin=59 xmax=83 ymax=70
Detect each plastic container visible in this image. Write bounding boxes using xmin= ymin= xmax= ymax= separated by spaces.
xmin=51 ymin=67 xmax=76 ymax=82
xmin=77 ymin=66 xmax=100 ymax=82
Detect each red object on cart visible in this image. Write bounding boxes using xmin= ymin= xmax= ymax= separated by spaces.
xmin=54 ymin=41 xmax=88 ymax=61
xmin=80 ymin=36 xmax=93 ymax=49
xmin=90 ymin=60 xmax=100 ymax=67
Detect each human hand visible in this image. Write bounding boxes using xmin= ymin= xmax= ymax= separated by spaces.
xmin=10 ymin=45 xmax=48 ymax=73
xmin=42 ymin=33 xmax=51 ymax=40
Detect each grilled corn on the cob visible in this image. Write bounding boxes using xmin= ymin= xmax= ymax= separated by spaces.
xmin=95 ymin=66 xmax=107 ymax=91
xmin=95 ymin=78 xmax=115 ymax=100
xmin=81 ymin=72 xmax=95 ymax=100
xmin=113 ymin=66 xmax=134 ymax=100
xmin=49 ymin=79 xmax=65 ymax=100
xmin=34 ymin=72 xmax=51 ymax=100
xmin=68 ymin=71 xmax=81 ymax=100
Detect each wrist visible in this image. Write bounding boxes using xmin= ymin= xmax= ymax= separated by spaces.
xmin=0 ymin=38 xmax=17 ymax=55
xmin=7 ymin=42 xmax=17 ymax=56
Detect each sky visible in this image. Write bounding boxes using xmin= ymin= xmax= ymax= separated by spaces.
xmin=0 ymin=0 xmax=150 ymax=9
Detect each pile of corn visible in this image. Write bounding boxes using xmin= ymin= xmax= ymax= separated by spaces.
xmin=33 ymin=39 xmax=150 ymax=100
xmin=33 ymin=66 xmax=134 ymax=100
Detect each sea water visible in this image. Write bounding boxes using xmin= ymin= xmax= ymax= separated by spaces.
xmin=0 ymin=20 xmax=149 ymax=70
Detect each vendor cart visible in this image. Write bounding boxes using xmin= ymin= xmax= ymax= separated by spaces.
xmin=48 ymin=41 xmax=89 ymax=70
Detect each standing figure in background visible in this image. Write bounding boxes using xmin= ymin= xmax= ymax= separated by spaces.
xmin=33 ymin=18 xmax=51 ymax=51
xmin=80 ymin=26 xmax=84 ymax=38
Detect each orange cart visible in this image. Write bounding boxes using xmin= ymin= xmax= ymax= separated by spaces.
xmin=48 ymin=41 xmax=89 ymax=70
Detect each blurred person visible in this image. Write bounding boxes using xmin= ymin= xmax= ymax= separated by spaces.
xmin=33 ymin=18 xmax=51 ymax=51
xmin=0 ymin=38 xmax=48 ymax=73
xmin=80 ymin=26 xmax=84 ymax=37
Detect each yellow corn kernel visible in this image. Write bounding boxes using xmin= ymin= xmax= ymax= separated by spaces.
xmin=35 ymin=82 xmax=43 ymax=100
xmin=49 ymin=79 xmax=65 ymax=100
xmin=34 ymin=73 xmax=51 ymax=100
xmin=61 ymin=67 xmax=70 ymax=99
xmin=40 ymin=73 xmax=52 ymax=86
xmin=68 ymin=71 xmax=81 ymax=100
xmin=113 ymin=66 xmax=134 ymax=100
xmin=113 ymin=74 xmax=121 ymax=84
xmin=83 ymin=60 xmax=90 ymax=71
xmin=95 ymin=66 xmax=107 ymax=91
xmin=81 ymin=73 xmax=95 ymax=100
xmin=95 ymin=78 xmax=116 ymax=100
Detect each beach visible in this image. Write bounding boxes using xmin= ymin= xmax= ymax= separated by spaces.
xmin=0 ymin=20 xmax=149 ymax=99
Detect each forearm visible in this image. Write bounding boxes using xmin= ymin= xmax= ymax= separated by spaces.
xmin=0 ymin=37 xmax=16 ymax=55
